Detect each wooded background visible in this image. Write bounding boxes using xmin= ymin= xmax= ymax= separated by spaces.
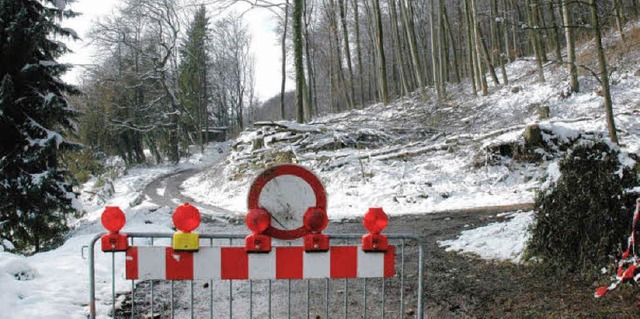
xmin=74 ymin=0 xmax=635 ymax=164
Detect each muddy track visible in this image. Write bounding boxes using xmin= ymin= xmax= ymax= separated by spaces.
xmin=143 ymin=168 xmax=242 ymax=224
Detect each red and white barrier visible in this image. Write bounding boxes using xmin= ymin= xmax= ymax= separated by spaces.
xmin=125 ymin=245 xmax=395 ymax=280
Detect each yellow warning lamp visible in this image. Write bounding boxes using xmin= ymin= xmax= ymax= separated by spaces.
xmin=172 ymin=203 xmax=201 ymax=251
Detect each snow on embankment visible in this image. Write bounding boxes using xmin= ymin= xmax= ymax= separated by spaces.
xmin=439 ymin=211 xmax=535 ymax=263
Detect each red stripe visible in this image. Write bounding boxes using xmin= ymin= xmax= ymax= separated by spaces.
xmin=384 ymin=245 xmax=395 ymax=277
xmin=165 ymin=248 xmax=194 ymax=280
xmin=276 ymin=247 xmax=303 ymax=279
xmin=125 ymin=247 xmax=138 ymax=280
xmin=221 ymin=247 xmax=248 ymax=279
xmin=330 ymin=246 xmax=357 ymax=278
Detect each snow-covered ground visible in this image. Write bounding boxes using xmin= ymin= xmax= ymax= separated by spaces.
xmin=2 ymin=23 xmax=640 ymax=318
xmin=0 ymin=144 xmax=227 ymax=318
xmin=439 ymin=211 xmax=536 ymax=263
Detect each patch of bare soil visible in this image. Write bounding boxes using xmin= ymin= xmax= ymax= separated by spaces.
xmin=387 ymin=212 xmax=640 ymax=318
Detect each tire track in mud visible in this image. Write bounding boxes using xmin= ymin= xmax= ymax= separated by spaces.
xmin=142 ymin=168 xmax=242 ymax=225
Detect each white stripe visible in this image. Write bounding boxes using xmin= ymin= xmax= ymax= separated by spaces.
xmin=357 ymin=246 xmax=384 ymax=278
xmin=138 ymin=247 xmax=166 ymax=280
xmin=303 ymin=251 xmax=330 ymax=278
xmin=193 ymin=247 xmax=221 ymax=280
xmin=248 ymin=251 xmax=276 ymax=279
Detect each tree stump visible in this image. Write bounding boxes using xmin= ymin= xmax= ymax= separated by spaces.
xmin=538 ymin=105 xmax=550 ymax=119
xmin=524 ymin=124 xmax=544 ymax=147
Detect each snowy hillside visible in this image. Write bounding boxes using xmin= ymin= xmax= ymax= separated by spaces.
xmin=2 ymin=24 xmax=640 ymax=318
xmin=182 ymin=56 xmax=640 ymax=219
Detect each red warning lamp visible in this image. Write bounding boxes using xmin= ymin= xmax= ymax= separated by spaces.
xmin=303 ymin=207 xmax=329 ymax=232
xmin=100 ymin=206 xmax=128 ymax=252
xmin=246 ymin=208 xmax=271 ymax=233
xmin=173 ymin=203 xmax=201 ymax=232
xmin=101 ymin=206 xmax=126 ymax=233
xmin=363 ymin=207 xmax=388 ymax=234
xmin=303 ymin=207 xmax=329 ymax=252
xmin=362 ymin=207 xmax=389 ymax=252
xmin=245 ymin=208 xmax=272 ymax=252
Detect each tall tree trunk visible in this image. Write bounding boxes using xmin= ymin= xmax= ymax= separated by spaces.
xmin=352 ymin=0 xmax=365 ymax=106
xmin=303 ymin=0 xmax=316 ymax=116
xmin=372 ymin=0 xmax=389 ymax=104
xmin=471 ymin=0 xmax=489 ymax=95
xmin=444 ymin=6 xmax=461 ymax=83
xmin=590 ymin=0 xmax=618 ymax=143
xmin=512 ymin=0 xmax=522 ymax=58
xmin=613 ymin=0 xmax=625 ymax=43
xmin=431 ymin=0 xmax=442 ymax=99
xmin=399 ymin=0 xmax=425 ymax=95
xmin=495 ymin=0 xmax=508 ymax=85
xmin=280 ymin=0 xmax=289 ymax=119
xmin=479 ymin=30 xmax=501 ymax=86
xmin=561 ymin=0 xmax=579 ymax=92
xmin=526 ymin=0 xmax=546 ymax=82
xmin=502 ymin=0 xmax=512 ymax=63
xmin=389 ymin=0 xmax=410 ymax=95
xmin=328 ymin=0 xmax=349 ymax=110
xmin=489 ymin=0 xmax=498 ymax=66
xmin=328 ymin=34 xmax=336 ymax=112
xmin=338 ymin=0 xmax=355 ymax=109
xmin=535 ymin=0 xmax=549 ymax=62
xmin=465 ymin=0 xmax=478 ymax=95
xmin=363 ymin=0 xmax=378 ymax=102
xmin=293 ymin=0 xmax=305 ymax=123
xmin=438 ymin=0 xmax=447 ymax=97
xmin=548 ymin=0 xmax=563 ymax=62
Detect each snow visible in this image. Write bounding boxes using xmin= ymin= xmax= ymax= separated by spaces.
xmin=439 ymin=211 xmax=535 ymax=263
xmin=54 ymin=0 xmax=66 ymax=11
xmin=2 ymin=22 xmax=640 ymax=318
xmin=2 ymin=240 xmax=14 ymax=251
xmin=39 ymin=60 xmax=58 ymax=67
xmin=545 ymin=162 xmax=561 ymax=186
xmin=0 ymin=143 xmax=227 ymax=318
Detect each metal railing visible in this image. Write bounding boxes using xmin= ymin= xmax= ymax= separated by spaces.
xmin=88 ymin=233 xmax=424 ymax=319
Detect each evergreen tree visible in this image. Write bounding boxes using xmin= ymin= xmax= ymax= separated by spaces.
xmin=0 ymin=0 xmax=81 ymax=252
xmin=179 ymin=5 xmax=210 ymax=152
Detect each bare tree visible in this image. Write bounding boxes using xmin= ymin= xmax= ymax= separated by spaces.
xmin=371 ymin=0 xmax=389 ymax=104
xmin=589 ymin=0 xmax=618 ymax=143
xmin=293 ymin=0 xmax=306 ymax=122
xmin=561 ymin=0 xmax=579 ymax=92
xmin=280 ymin=0 xmax=290 ymax=119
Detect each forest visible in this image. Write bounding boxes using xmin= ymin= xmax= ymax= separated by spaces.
xmin=74 ymin=0 xmax=631 ymax=166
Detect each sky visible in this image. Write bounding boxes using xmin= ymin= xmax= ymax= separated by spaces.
xmin=59 ymin=0 xmax=292 ymax=101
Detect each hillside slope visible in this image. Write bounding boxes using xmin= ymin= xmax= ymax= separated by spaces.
xmin=183 ymin=27 xmax=640 ymax=220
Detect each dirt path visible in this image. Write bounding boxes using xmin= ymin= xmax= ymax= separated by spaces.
xmin=143 ymin=168 xmax=242 ymax=223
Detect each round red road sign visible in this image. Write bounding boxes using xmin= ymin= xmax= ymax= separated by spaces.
xmin=247 ymin=164 xmax=327 ymax=240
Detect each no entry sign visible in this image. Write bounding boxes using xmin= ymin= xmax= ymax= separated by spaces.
xmin=247 ymin=164 xmax=327 ymax=240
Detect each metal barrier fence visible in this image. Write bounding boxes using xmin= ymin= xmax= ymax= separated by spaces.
xmin=88 ymin=232 xmax=424 ymax=319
